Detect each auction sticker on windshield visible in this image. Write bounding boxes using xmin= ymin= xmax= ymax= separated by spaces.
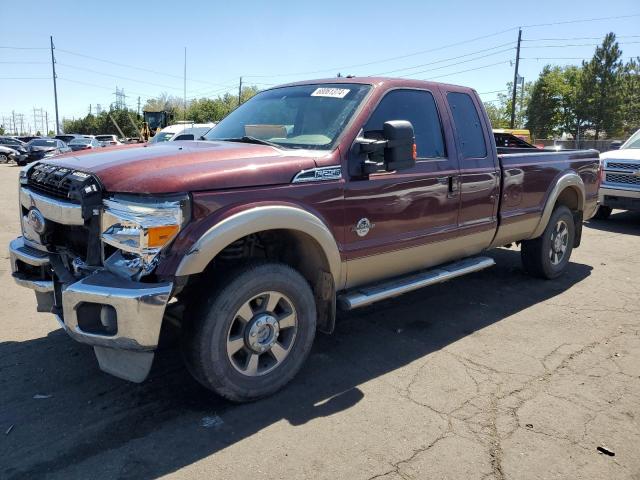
xmin=311 ymin=88 xmax=350 ymax=98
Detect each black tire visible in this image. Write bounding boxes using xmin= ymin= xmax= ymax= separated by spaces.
xmin=593 ymin=205 xmax=612 ymax=220
xmin=182 ymin=261 xmax=317 ymax=402
xmin=0 ymin=153 xmax=8 ymax=164
xmin=521 ymin=205 xmax=575 ymax=279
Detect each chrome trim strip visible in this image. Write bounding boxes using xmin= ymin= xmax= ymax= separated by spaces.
xmin=599 ymin=186 xmax=640 ymax=199
xmin=19 ymin=187 xmax=84 ymax=226
xmin=12 ymin=275 xmax=54 ymax=293
xmin=9 ymin=237 xmax=49 ymax=268
xmin=292 ymin=166 xmax=342 ymax=183
xmin=338 ymin=256 xmax=495 ymax=310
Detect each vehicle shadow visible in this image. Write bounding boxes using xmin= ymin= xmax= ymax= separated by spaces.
xmin=585 ymin=210 xmax=640 ymax=235
xmin=0 ymin=248 xmax=592 ymax=479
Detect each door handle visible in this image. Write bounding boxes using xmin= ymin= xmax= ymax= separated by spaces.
xmin=447 ymin=176 xmax=459 ymax=197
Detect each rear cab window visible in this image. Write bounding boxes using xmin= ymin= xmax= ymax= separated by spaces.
xmin=446 ymin=92 xmax=487 ymax=159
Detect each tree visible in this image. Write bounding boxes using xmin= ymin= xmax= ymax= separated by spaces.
xmin=483 ymin=81 xmax=531 ymax=129
xmin=621 ymin=57 xmax=640 ymax=135
xmin=526 ymin=66 xmax=562 ymax=138
xmin=579 ymin=33 xmax=624 ymax=139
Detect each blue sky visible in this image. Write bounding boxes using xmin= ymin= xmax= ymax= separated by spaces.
xmin=1 ymin=0 xmax=639 ymax=132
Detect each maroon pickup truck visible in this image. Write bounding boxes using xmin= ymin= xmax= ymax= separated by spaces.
xmin=9 ymin=78 xmax=600 ymax=401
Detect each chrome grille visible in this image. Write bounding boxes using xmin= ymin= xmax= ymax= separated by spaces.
xmin=606 ymin=161 xmax=640 ymax=170
xmin=605 ymin=173 xmax=640 ymax=185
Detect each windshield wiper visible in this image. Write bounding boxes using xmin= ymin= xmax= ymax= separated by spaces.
xmin=218 ymin=136 xmax=282 ymax=149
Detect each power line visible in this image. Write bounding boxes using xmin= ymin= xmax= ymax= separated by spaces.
xmin=0 ymin=46 xmax=48 ymax=50
xmin=396 ymin=48 xmax=515 ymax=78
xmin=0 ymin=76 xmax=49 ymax=80
xmin=370 ymin=41 xmax=515 ymax=76
xmin=522 ymin=34 xmax=640 ymax=42
xmin=521 ymin=41 xmax=640 ymax=49
xmin=243 ymin=27 xmax=518 ymax=78
xmin=56 ymin=48 xmax=238 ymax=88
xmin=57 ymin=63 xmax=186 ymax=91
xmin=426 ymin=60 xmax=513 ymax=80
xmin=520 ymin=13 xmax=640 ymax=28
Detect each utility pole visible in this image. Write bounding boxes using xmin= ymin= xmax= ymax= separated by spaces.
xmin=183 ymin=47 xmax=187 ymax=121
xmin=12 ymin=111 xmax=16 ymax=135
xmin=50 ymin=36 xmax=60 ymax=135
xmin=238 ymin=76 xmax=243 ymax=107
xmin=89 ymin=104 xmax=92 ymax=115
xmin=137 ymin=96 xmax=141 ymax=117
xmin=519 ymin=75 xmax=525 ymax=127
xmin=45 ymin=111 xmax=49 ymax=134
xmin=510 ymin=28 xmax=522 ymax=129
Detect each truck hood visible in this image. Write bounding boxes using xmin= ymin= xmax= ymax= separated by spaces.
xmin=600 ymin=149 xmax=640 ymax=161
xmin=42 ymin=140 xmax=319 ymax=193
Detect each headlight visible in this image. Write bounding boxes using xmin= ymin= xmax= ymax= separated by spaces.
xmin=43 ymin=151 xmax=57 ymax=157
xmin=101 ymin=194 xmax=190 ymax=276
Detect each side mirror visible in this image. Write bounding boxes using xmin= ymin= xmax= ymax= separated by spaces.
xmin=382 ymin=120 xmax=415 ymax=171
xmin=351 ymin=120 xmax=416 ymax=177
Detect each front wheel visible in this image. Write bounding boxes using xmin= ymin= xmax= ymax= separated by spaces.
xmin=182 ymin=262 xmax=317 ymax=402
xmin=521 ymin=205 xmax=575 ymax=279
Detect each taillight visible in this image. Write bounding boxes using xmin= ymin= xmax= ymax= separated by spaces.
xmin=599 ymin=160 xmax=605 ymax=184
xmin=412 ymin=143 xmax=417 ymax=160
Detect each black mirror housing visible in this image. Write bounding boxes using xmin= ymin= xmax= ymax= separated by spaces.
xmin=383 ymin=120 xmax=415 ymax=171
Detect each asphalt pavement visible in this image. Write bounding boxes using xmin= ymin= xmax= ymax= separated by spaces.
xmin=1 ymin=164 xmax=638 ymax=479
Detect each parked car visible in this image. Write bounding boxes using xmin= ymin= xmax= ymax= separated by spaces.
xmin=94 ymin=135 xmax=122 ymax=146
xmin=594 ymin=128 xmax=640 ymax=219
xmin=9 ymin=78 xmax=599 ymax=401
xmin=54 ymin=134 xmax=93 ymax=145
xmin=17 ymin=136 xmax=41 ymax=143
xmin=0 ymin=136 xmax=29 ymax=158
xmin=149 ymin=123 xmax=215 ymax=143
xmin=0 ymin=145 xmax=24 ymax=164
xmin=24 ymin=138 xmax=71 ymax=165
xmin=68 ymin=137 xmax=102 ymax=151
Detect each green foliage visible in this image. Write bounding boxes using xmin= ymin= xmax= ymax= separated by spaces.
xmin=579 ymin=33 xmax=624 ymax=139
xmin=523 ymin=33 xmax=638 ymax=140
xmin=143 ymin=86 xmax=260 ymax=124
xmin=483 ymin=81 xmax=532 ymax=130
xmin=0 ymin=125 xmax=5 ymax=135
xmin=63 ymin=108 xmax=143 ymax=137
xmin=62 ymin=86 xmax=260 ymax=137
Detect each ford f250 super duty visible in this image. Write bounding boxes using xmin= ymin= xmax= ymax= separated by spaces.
xmin=9 ymin=78 xmax=600 ymax=401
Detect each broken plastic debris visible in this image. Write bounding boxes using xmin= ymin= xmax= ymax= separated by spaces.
xmin=5 ymin=425 xmax=14 ymax=435
xmin=201 ymin=415 xmax=224 ymax=429
xmin=597 ymin=446 xmax=615 ymax=456
xmin=525 ymin=424 xmax=533 ymax=429
xmin=33 ymin=394 xmax=52 ymax=399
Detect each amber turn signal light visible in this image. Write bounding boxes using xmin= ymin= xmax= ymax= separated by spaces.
xmin=412 ymin=143 xmax=417 ymax=160
xmin=147 ymin=225 xmax=180 ymax=248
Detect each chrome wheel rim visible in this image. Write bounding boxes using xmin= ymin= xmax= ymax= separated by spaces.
xmin=549 ymin=219 xmax=569 ymax=265
xmin=226 ymin=291 xmax=298 ymax=377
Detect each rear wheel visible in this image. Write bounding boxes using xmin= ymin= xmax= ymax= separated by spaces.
xmin=593 ymin=205 xmax=612 ymax=220
xmin=182 ymin=262 xmax=317 ymax=402
xmin=521 ymin=206 xmax=575 ymax=279
xmin=0 ymin=153 xmax=9 ymax=164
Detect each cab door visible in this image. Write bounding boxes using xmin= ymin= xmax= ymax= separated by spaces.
xmin=343 ymin=88 xmax=461 ymax=288
xmin=443 ymin=89 xmax=500 ymax=243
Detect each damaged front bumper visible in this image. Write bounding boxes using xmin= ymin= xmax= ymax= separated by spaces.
xmin=9 ymin=236 xmax=173 ymax=382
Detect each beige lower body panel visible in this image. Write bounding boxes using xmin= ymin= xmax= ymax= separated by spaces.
xmin=345 ymin=229 xmax=495 ymax=290
xmin=489 ymin=216 xmax=539 ymax=248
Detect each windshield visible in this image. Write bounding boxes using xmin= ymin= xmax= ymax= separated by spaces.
xmin=621 ymin=129 xmax=640 ymax=149
xmin=150 ymin=132 xmax=175 ymax=143
xmin=29 ymin=139 xmax=57 ymax=147
xmin=70 ymin=138 xmax=91 ymax=145
xmin=204 ymin=83 xmax=371 ymax=149
xmin=95 ymin=135 xmax=114 ymax=141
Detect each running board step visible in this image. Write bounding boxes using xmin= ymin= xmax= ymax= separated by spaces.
xmin=338 ymin=256 xmax=495 ymax=311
